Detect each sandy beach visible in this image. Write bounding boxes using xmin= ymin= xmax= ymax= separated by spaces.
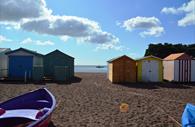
xmin=0 ymin=73 xmax=195 ymax=127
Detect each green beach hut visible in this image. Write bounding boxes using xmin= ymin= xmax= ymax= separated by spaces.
xmin=44 ymin=50 xmax=74 ymax=81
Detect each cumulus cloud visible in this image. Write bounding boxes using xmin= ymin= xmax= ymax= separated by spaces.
xmin=161 ymin=0 xmax=195 ymax=27
xmin=60 ymin=36 xmax=70 ymax=42
xmin=95 ymin=42 xmax=123 ymax=51
xmin=178 ymin=13 xmax=195 ymax=26
xmin=122 ymin=16 xmax=164 ymax=37
xmin=0 ymin=0 xmax=122 ymax=50
xmin=21 ymin=16 xmax=120 ymax=45
xmin=21 ymin=38 xmax=54 ymax=46
xmin=78 ymin=31 xmax=119 ymax=44
xmin=0 ymin=0 xmax=51 ymax=21
xmin=0 ymin=21 xmax=21 ymax=29
xmin=161 ymin=7 xmax=179 ymax=15
xmin=21 ymin=16 xmax=100 ymax=37
xmin=0 ymin=35 xmax=12 ymax=42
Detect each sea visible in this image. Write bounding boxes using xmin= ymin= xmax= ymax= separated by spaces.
xmin=75 ymin=65 xmax=107 ymax=73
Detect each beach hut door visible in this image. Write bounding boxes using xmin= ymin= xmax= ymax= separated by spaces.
xmin=142 ymin=60 xmax=158 ymax=82
xmin=142 ymin=61 xmax=150 ymax=81
xmin=149 ymin=61 xmax=159 ymax=82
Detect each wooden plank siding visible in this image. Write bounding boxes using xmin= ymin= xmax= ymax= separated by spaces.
xmin=164 ymin=53 xmax=193 ymax=82
xmin=108 ymin=56 xmax=136 ymax=83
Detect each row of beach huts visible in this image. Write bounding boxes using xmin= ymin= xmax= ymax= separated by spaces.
xmin=108 ymin=53 xmax=195 ymax=83
xmin=0 ymin=48 xmax=74 ymax=82
xmin=0 ymin=47 xmax=194 ymax=83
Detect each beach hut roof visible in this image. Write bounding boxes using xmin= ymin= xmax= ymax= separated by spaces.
xmin=136 ymin=55 xmax=162 ymax=61
xmin=45 ymin=49 xmax=74 ymax=59
xmin=5 ymin=47 xmax=43 ymax=56
xmin=0 ymin=48 xmax=11 ymax=54
xmin=107 ymin=55 xmax=134 ymax=63
xmin=164 ymin=53 xmax=191 ymax=60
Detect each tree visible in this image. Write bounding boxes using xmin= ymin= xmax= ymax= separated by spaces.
xmin=145 ymin=43 xmax=195 ymax=58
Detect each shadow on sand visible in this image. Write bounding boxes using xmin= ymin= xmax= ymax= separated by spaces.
xmin=115 ymin=82 xmax=192 ymax=89
xmin=48 ymin=121 xmax=57 ymax=127
xmin=0 ymin=76 xmax=82 ymax=85
xmin=116 ymin=83 xmax=158 ymax=89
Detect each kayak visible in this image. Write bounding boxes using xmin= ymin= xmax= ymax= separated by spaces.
xmin=182 ymin=103 xmax=195 ymax=127
xmin=0 ymin=88 xmax=56 ymax=127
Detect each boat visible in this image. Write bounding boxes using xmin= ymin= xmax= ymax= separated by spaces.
xmin=182 ymin=103 xmax=195 ymax=127
xmin=96 ymin=65 xmax=104 ymax=68
xmin=0 ymin=88 xmax=56 ymax=127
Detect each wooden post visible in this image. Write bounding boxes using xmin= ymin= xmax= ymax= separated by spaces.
xmin=24 ymin=71 xmax=27 ymax=83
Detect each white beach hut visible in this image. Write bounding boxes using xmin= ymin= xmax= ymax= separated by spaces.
xmin=0 ymin=48 xmax=11 ymax=78
xmin=163 ymin=53 xmax=193 ymax=82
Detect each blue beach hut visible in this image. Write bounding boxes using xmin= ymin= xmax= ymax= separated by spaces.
xmin=5 ymin=48 xmax=43 ymax=80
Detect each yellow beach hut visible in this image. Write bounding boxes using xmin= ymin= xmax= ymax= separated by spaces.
xmin=137 ymin=55 xmax=163 ymax=82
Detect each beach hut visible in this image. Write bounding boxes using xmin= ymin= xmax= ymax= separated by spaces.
xmin=44 ymin=50 xmax=74 ymax=81
xmin=0 ymin=48 xmax=11 ymax=78
xmin=5 ymin=48 xmax=43 ymax=80
xmin=163 ymin=53 xmax=193 ymax=82
xmin=107 ymin=55 xmax=136 ymax=83
xmin=137 ymin=55 xmax=163 ymax=82
xmin=192 ymin=58 xmax=195 ymax=82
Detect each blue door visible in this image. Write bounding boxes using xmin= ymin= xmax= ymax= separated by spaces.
xmin=9 ymin=56 xmax=33 ymax=79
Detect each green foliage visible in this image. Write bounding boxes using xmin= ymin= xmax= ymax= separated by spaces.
xmin=145 ymin=43 xmax=195 ymax=58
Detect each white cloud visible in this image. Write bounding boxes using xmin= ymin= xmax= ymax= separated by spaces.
xmin=122 ymin=16 xmax=164 ymax=37
xmin=161 ymin=0 xmax=195 ymax=27
xmin=140 ymin=26 xmax=164 ymax=37
xmin=21 ymin=15 xmax=120 ymax=45
xmin=79 ymin=31 xmax=119 ymax=44
xmin=0 ymin=0 xmax=51 ymax=21
xmin=60 ymin=36 xmax=69 ymax=42
xmin=95 ymin=42 xmax=123 ymax=51
xmin=0 ymin=21 xmax=21 ymax=29
xmin=161 ymin=7 xmax=179 ymax=15
xmin=21 ymin=38 xmax=54 ymax=46
xmin=178 ymin=12 xmax=195 ymax=26
xmin=21 ymin=16 xmax=99 ymax=37
xmin=0 ymin=0 xmax=122 ymax=50
xmin=0 ymin=35 xmax=12 ymax=42
xmin=36 ymin=40 xmax=54 ymax=46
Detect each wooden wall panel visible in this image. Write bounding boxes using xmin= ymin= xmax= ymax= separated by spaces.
xmin=109 ymin=56 xmax=136 ymax=83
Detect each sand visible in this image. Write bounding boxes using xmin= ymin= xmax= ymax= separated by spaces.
xmin=0 ymin=73 xmax=195 ymax=127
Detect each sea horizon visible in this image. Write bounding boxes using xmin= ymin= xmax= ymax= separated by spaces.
xmin=75 ymin=65 xmax=107 ymax=73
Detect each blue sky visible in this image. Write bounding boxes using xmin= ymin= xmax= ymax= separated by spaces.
xmin=0 ymin=0 xmax=194 ymax=65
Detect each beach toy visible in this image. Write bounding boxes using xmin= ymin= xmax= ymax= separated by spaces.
xmin=120 ymin=103 xmax=129 ymax=112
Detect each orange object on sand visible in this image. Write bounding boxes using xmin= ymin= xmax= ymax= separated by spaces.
xmin=120 ymin=103 xmax=129 ymax=112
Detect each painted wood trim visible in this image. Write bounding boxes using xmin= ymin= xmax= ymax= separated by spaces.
xmin=181 ymin=60 xmax=183 ymax=82
xmin=158 ymin=60 xmax=163 ymax=81
xmin=189 ymin=60 xmax=191 ymax=81
xmin=137 ymin=61 xmax=142 ymax=81
xmin=179 ymin=60 xmax=180 ymax=82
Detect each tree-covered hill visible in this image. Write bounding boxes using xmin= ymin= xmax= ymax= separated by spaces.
xmin=145 ymin=43 xmax=195 ymax=59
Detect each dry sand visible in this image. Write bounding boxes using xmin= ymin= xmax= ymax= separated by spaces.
xmin=0 ymin=73 xmax=195 ymax=127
